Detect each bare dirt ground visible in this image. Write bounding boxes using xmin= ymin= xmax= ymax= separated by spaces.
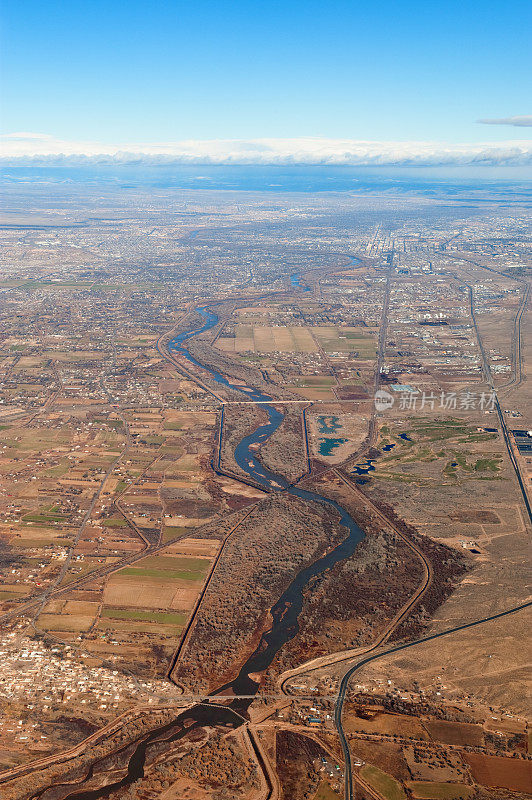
xmin=354 ymin=604 xmax=531 ymax=716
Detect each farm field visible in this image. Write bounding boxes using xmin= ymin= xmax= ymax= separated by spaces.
xmin=288 ymin=386 xmax=337 ymax=401
xmin=216 ymin=324 xmax=376 ymax=355
xmin=38 ymin=613 xmax=96 ymax=632
xmin=28 ymin=537 xmax=218 ymax=656
xmin=461 ymin=752 xmax=532 ymax=793
xmin=313 ymin=782 xmax=341 ymax=799
xmin=217 ymin=324 xmax=317 ymax=352
xmin=103 ymin=552 xmax=212 ymax=611
xmin=360 ymin=764 xmax=406 ymax=800
xmin=313 ymin=326 xmax=377 ymax=356
xmin=425 ymin=720 xmax=484 ymax=747
xmin=406 ymin=782 xmax=474 ymax=799
xmin=344 ymin=710 xmax=429 ymax=740
xmin=101 ymin=608 xmax=186 ymax=624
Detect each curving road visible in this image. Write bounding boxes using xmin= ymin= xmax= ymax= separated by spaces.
xmin=335 ymin=601 xmax=532 ymax=800
xmin=278 ymin=471 xmax=433 ymax=694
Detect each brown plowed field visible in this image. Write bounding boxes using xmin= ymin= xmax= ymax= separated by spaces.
xmin=462 ymin=752 xmax=532 ymax=793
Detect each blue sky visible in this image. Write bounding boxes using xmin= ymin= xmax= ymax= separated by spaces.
xmin=1 ymin=0 xmax=531 ymax=157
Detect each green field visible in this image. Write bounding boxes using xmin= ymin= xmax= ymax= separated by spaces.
xmin=40 ymin=460 xmax=71 ymax=478
xmin=406 ymin=782 xmax=474 ymax=799
xmin=294 ymin=376 xmax=336 ymax=387
xmin=13 ymin=537 xmax=72 ymax=549
xmin=372 ymin=419 xmax=504 ymax=486
xmin=101 ymin=517 xmax=127 ymax=528
xmin=22 ymin=513 xmax=70 ymax=524
xmin=444 ymin=454 xmax=502 ymax=476
xmin=313 ymin=327 xmax=376 ymax=355
xmin=361 ymin=765 xmax=406 ymax=800
xmin=93 ymin=418 xmax=123 ymax=428
xmin=162 ymin=525 xmax=189 ymax=542
xmin=120 ymin=565 xmax=206 ymax=581
xmin=314 ymin=782 xmax=341 ymax=800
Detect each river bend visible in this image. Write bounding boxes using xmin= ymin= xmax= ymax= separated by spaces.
xmin=38 ymin=300 xmax=366 ymax=799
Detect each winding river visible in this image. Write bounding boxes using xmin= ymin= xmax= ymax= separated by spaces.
xmin=38 ymin=303 xmax=367 ymax=800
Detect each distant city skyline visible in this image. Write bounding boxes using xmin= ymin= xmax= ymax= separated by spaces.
xmin=1 ymin=0 xmax=531 ymax=161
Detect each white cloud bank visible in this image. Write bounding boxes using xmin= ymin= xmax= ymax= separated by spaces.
xmin=1 ymin=132 xmax=532 ymax=166
xmin=478 ymin=116 xmax=532 ymax=127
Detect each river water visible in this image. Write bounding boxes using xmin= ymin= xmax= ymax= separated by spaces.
xmin=37 ymin=301 xmax=367 ymax=799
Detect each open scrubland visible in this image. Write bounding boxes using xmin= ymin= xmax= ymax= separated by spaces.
xmin=258 ymin=404 xmax=309 ymax=483
xmin=173 ymin=492 xmax=347 ymax=693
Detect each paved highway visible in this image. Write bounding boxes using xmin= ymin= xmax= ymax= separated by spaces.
xmin=335 ymin=601 xmax=532 ymax=800
xmin=466 ymin=283 xmax=532 ymax=524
